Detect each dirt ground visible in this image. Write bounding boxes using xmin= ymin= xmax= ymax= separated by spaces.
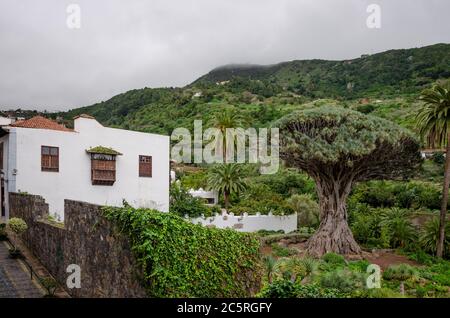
xmin=263 ymin=240 xmax=421 ymax=270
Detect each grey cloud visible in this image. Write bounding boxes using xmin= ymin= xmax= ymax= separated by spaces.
xmin=0 ymin=0 xmax=449 ymax=110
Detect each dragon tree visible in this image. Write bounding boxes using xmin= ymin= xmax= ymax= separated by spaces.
xmin=276 ymin=106 xmax=422 ymax=256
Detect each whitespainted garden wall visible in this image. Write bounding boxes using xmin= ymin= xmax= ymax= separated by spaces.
xmin=188 ymin=212 xmax=297 ymax=233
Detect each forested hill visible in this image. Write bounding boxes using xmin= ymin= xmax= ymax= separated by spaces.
xmin=193 ymin=43 xmax=450 ymax=97
xmin=56 ymin=43 xmax=450 ymax=135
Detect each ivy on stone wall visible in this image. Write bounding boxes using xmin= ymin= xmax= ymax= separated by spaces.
xmin=102 ymin=205 xmax=262 ymax=297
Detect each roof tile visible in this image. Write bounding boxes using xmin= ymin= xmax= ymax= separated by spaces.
xmin=11 ymin=116 xmax=73 ymax=132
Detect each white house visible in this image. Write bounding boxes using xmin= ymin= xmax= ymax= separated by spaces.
xmin=0 ymin=114 xmax=170 ymax=221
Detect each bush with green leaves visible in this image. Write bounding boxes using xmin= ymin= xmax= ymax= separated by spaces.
xmin=258 ymin=279 xmax=298 ymax=298
xmin=102 ymin=205 xmax=262 ymax=297
xmin=287 ymin=194 xmax=319 ymax=228
xmin=319 ymin=269 xmax=366 ymax=294
xmin=258 ymin=280 xmax=340 ymax=298
xmin=351 ymin=180 xmax=443 ymax=210
xmin=322 ymin=253 xmax=346 ymax=266
xmin=271 ymin=243 xmax=297 ymax=258
xmin=295 ymin=283 xmax=341 ymax=298
xmin=169 ymin=183 xmax=216 ymax=218
xmin=8 ymin=217 xmax=28 ymax=235
xmin=353 ymin=287 xmax=404 ymax=298
xmin=251 ymin=168 xmax=316 ymax=199
xmin=431 ymin=152 xmax=445 ymax=164
xmin=419 ymin=217 xmax=450 ymax=257
xmin=230 ymin=182 xmax=295 ymax=215
xmin=356 ymin=104 xmax=375 ymax=114
xmin=7 ymin=217 xmax=28 ymax=255
xmin=382 ymin=264 xmax=418 ymax=281
xmin=179 ymin=170 xmax=208 ymax=189
xmin=380 ymin=208 xmax=417 ymax=248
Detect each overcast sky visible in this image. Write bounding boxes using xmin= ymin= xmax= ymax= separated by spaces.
xmin=0 ymin=0 xmax=449 ymax=111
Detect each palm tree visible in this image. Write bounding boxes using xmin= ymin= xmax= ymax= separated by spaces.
xmin=208 ymin=109 xmax=247 ymax=162
xmin=416 ymin=83 xmax=450 ymax=258
xmin=207 ymin=164 xmax=247 ymax=209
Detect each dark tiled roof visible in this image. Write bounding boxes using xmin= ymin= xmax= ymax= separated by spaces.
xmin=11 ymin=116 xmax=73 ymax=132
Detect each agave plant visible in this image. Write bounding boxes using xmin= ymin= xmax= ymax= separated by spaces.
xmin=273 ymin=257 xmax=307 ymax=283
xmin=263 ymin=255 xmax=277 ymax=284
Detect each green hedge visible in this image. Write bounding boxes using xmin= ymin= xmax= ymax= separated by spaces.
xmin=102 ymin=205 xmax=262 ymax=297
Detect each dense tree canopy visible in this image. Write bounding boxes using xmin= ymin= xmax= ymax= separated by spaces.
xmin=276 ymin=106 xmax=422 ymax=256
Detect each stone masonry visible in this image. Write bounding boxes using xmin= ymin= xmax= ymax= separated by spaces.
xmin=9 ymin=193 xmax=147 ymax=297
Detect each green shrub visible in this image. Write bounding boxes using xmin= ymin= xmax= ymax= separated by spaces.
xmin=102 ymin=205 xmax=262 ymax=297
xmin=319 ymin=269 xmax=366 ymax=293
xmin=258 ymin=279 xmax=298 ymax=298
xmin=322 ymin=253 xmax=346 ymax=266
xmin=274 ymin=257 xmax=307 ymax=283
xmin=348 ymin=260 xmax=370 ymax=273
xmin=431 ymin=152 xmax=445 ymax=164
xmin=169 ymin=183 xmax=214 ymax=218
xmin=355 ymin=287 xmax=404 ymax=298
xmin=8 ymin=217 xmax=28 ymax=235
xmin=295 ymin=283 xmax=341 ymax=298
xmin=380 ymin=208 xmax=417 ymax=248
xmin=259 ymin=280 xmax=340 ymax=298
xmin=356 ymin=104 xmax=375 ymax=114
xmin=287 ymin=194 xmax=319 ymax=228
xmin=271 ymin=243 xmax=297 ymax=257
xmin=419 ymin=217 xmax=450 ymax=257
xmin=179 ymin=170 xmax=208 ymax=189
xmin=383 ymin=264 xmax=418 ymax=281
xmin=351 ymin=180 xmax=443 ymax=210
xmin=418 ymin=261 xmax=450 ymax=286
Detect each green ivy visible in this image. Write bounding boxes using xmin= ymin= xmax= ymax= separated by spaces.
xmin=102 ymin=205 xmax=262 ymax=297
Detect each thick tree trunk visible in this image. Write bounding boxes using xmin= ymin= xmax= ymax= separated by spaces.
xmin=224 ymin=191 xmax=230 ymax=210
xmin=306 ymin=180 xmax=361 ymax=257
xmin=436 ymin=141 xmax=450 ymax=258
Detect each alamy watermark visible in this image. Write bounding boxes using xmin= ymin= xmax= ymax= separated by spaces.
xmin=171 ymin=120 xmax=279 ymax=174
xmin=66 ymin=264 xmax=81 ymax=289
xmin=66 ymin=4 xmax=81 ymax=29
xmin=366 ymin=4 xmax=381 ymax=29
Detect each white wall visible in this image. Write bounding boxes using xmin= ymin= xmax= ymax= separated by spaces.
xmin=188 ymin=188 xmax=218 ymax=205
xmin=188 ymin=212 xmax=298 ymax=233
xmin=9 ymin=117 xmax=169 ymax=220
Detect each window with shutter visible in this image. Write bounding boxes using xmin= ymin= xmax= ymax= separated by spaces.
xmin=139 ymin=155 xmax=152 ymax=177
xmin=90 ymin=153 xmax=117 ymax=185
xmin=41 ymin=146 xmax=59 ymax=172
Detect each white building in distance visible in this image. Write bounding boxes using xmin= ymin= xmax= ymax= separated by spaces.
xmin=0 ymin=114 xmax=169 ymax=220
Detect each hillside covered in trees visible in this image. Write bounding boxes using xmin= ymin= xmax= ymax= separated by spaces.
xmin=52 ymin=43 xmax=450 ymax=136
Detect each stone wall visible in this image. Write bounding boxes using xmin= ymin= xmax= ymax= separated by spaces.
xmin=9 ymin=193 xmax=147 ymax=298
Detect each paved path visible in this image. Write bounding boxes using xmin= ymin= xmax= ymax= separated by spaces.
xmin=0 ymin=241 xmax=44 ymax=298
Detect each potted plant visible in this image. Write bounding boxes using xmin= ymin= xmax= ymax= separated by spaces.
xmin=7 ymin=217 xmax=28 ymax=258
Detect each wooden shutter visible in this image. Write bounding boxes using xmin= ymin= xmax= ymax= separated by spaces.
xmin=91 ymin=154 xmax=116 ymax=185
xmin=41 ymin=146 xmax=59 ymax=172
xmin=139 ymin=155 xmax=152 ymax=177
